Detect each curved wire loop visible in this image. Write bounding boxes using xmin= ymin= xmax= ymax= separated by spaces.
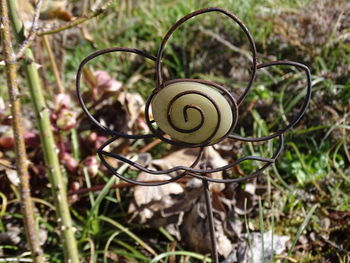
xmin=97 ymin=134 xmax=284 ymax=185
xmin=229 ymin=60 xmax=312 ymax=142
xmin=97 ymin=136 xmax=205 ymax=186
xmin=75 ymin=10 xmax=311 ymax=263
xmin=154 ymin=7 xmax=257 ymax=106
xmin=76 ymin=47 xmax=157 ymax=139
xmin=75 ymin=7 xmax=311 ymax=186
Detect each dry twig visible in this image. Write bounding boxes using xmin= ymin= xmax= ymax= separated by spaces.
xmin=15 ymin=0 xmax=43 ymax=60
xmin=0 ymin=0 xmax=45 ymax=262
xmin=42 ymin=35 xmax=65 ymax=93
xmin=38 ymin=0 xmax=114 ymax=36
xmin=7 ymin=0 xmax=81 ymax=261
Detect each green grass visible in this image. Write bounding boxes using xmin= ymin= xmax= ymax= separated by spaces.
xmin=1 ymin=0 xmax=349 ymax=262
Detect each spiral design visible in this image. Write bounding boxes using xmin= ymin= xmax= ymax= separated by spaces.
xmin=168 ymin=94 xmax=207 ymax=133
xmin=76 ymin=8 xmax=311 ymax=186
xmin=151 ymin=80 xmax=237 ymax=145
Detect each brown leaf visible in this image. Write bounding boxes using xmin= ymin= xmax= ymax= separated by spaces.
xmin=152 ymin=148 xmax=200 ymax=173
xmin=133 ymin=172 xmax=184 ymax=207
xmin=118 ymin=92 xmax=145 ymax=129
xmin=127 ymin=147 xmax=262 ymax=257
xmin=128 ymin=170 xmax=184 ymax=224
xmin=179 ymin=192 xmax=234 ymax=257
xmin=202 ymin=147 xmax=228 ymax=192
xmin=51 ymin=9 xmax=73 ymax=21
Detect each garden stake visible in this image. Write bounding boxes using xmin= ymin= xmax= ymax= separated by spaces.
xmin=77 ymin=7 xmax=312 ymax=262
xmin=203 ymin=178 xmax=219 ymax=263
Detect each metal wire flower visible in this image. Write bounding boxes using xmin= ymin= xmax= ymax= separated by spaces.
xmin=76 ymin=7 xmax=312 ymax=262
xmin=76 ymin=7 xmax=311 ymax=186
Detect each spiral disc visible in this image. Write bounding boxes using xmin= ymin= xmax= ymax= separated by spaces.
xmin=151 ymin=81 xmax=234 ymax=145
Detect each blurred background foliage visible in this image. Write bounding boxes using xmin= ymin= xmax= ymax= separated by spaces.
xmin=0 ymin=0 xmax=349 ymax=262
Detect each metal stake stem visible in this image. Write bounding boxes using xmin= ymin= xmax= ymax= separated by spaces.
xmin=203 ymin=179 xmax=219 ymax=263
xmin=76 ymin=8 xmax=312 ymax=263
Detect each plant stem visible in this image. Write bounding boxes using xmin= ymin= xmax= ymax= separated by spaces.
xmin=7 ymin=1 xmax=80 ymax=262
xmin=42 ymin=35 xmax=65 ymax=94
xmin=0 ymin=1 xmax=45 ymax=262
xmin=38 ymin=0 xmax=114 ymax=36
xmin=15 ymin=0 xmax=42 ymax=60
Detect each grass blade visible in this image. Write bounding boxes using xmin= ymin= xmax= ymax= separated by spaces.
xmin=150 ymin=251 xmax=212 ymax=263
xmin=99 ymin=215 xmax=157 ymax=257
xmin=284 ymin=204 xmax=318 ymax=263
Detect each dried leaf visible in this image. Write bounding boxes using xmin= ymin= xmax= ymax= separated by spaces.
xmin=152 ymin=148 xmax=200 ymax=173
xmin=128 ymin=170 xmax=184 ymax=224
xmin=5 ymin=169 xmax=20 ymax=187
xmin=202 ymin=147 xmax=228 ymax=192
xmin=238 ymin=231 xmax=290 ymax=263
xmin=179 ymin=192 xmax=234 ymax=257
xmin=127 ymin=147 xmax=253 ymax=256
xmin=216 ymin=223 xmax=235 ymax=257
xmin=133 ymin=172 xmax=183 ymax=207
xmin=118 ymin=92 xmax=145 ymax=128
xmin=0 ymin=223 xmax=21 ymax=245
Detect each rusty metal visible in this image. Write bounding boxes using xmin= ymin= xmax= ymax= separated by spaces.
xmin=76 ymin=7 xmax=312 ymax=263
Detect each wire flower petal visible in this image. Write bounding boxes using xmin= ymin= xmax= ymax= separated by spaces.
xmin=76 ymin=8 xmax=311 ymax=186
xmin=230 ymin=60 xmax=312 ymax=142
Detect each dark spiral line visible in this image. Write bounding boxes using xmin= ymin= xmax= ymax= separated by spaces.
xmin=145 ymin=79 xmax=239 ymax=148
xmin=169 ymin=104 xmax=205 ymax=133
xmin=166 ymin=90 xmax=221 ymax=145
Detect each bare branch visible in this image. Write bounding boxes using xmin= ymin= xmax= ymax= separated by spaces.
xmin=42 ymin=35 xmax=65 ymax=93
xmin=38 ymin=0 xmax=114 ymax=36
xmin=0 ymin=0 xmax=45 ymax=261
xmin=16 ymin=0 xmax=43 ymax=60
